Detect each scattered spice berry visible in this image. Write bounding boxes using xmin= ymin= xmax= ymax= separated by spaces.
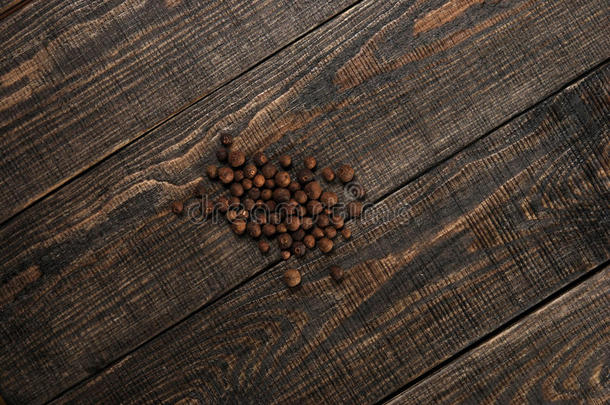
xmin=304 ymin=181 xmax=322 ymax=200
xmin=284 ymin=268 xmax=301 ymax=287
xmin=321 ymin=167 xmax=335 ymax=182
xmin=253 ymin=151 xmax=268 ymax=167
xmin=262 ymin=223 xmax=276 ymax=237
xmin=233 ymin=170 xmax=245 ymax=182
xmin=278 ymin=233 xmax=293 ymax=250
xmin=317 ymin=214 xmax=330 ymax=228
xmin=281 ymin=251 xmax=291 ymax=261
xmin=292 ymin=242 xmax=306 ymax=257
xmin=247 ymin=222 xmax=262 ymax=238
xmin=244 ymin=164 xmax=257 ymax=179
xmin=241 ymin=178 xmax=253 ymax=190
xmin=258 ymin=240 xmax=270 ymax=254
xmin=337 ymin=164 xmax=355 ymax=183
xmin=329 ymin=265 xmax=344 ymax=281
xmin=279 ymin=155 xmax=292 ymax=168
xmin=218 ymin=167 xmax=234 ymax=184
xmin=275 ymin=171 xmax=291 ymax=188
xmin=288 ymin=181 xmax=301 ymax=192
xmin=297 ymin=169 xmax=314 ymax=184
xmin=220 ymin=132 xmax=233 ymax=147
xmin=230 ymin=183 xmax=244 ymax=197
xmin=320 ymin=191 xmax=338 ymax=207
xmin=231 ymin=219 xmax=247 ymax=235
xmin=171 ymin=200 xmax=183 ymax=215
xmin=261 ymin=163 xmax=277 ymax=179
xmin=324 ymin=226 xmax=337 ymax=239
xmin=304 ymin=156 xmax=317 ymax=170
xmin=229 ymin=150 xmax=246 ymax=168
xmin=253 ymin=174 xmax=265 ymax=188
xmin=318 ymin=238 xmax=333 ymax=253
xmin=303 ymin=234 xmax=315 ymax=249
xmin=341 ymin=227 xmax=351 ymax=239
xmin=311 ymin=227 xmax=324 ymax=239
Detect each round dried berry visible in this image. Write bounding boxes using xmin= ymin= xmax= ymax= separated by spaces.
xmin=297 ymin=169 xmax=315 ymax=184
xmin=329 ymin=265 xmax=344 ymax=281
xmin=231 ymin=219 xmax=247 ymax=235
xmin=253 ymin=151 xmax=268 ymax=167
xmin=304 ymin=181 xmax=322 ymax=200
xmin=258 ymin=240 xmax=270 ymax=254
xmin=220 ymin=132 xmax=233 ymax=146
xmin=304 ymin=156 xmax=317 ymax=170
xmin=279 ymin=155 xmax=292 ymax=168
xmin=318 ymin=237 xmax=333 ymax=253
xmin=320 ymin=191 xmax=338 ymax=207
xmin=261 ymin=163 xmax=277 ymax=179
xmin=275 ymin=171 xmax=291 ymax=188
xmin=229 ymin=150 xmax=246 ymax=168
xmin=244 ymin=164 xmax=257 ymax=179
xmin=218 ymin=167 xmax=234 ymax=184
xmin=321 ymin=167 xmax=335 ymax=182
xmin=337 ymin=164 xmax=355 ymax=183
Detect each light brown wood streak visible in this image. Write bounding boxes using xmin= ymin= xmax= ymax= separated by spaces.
xmin=414 ymin=0 xmax=485 ymax=35
xmin=0 ymin=0 xmax=608 ymax=403
xmin=50 ymin=65 xmax=609 ymax=404
xmin=387 ymin=267 xmax=610 ymax=404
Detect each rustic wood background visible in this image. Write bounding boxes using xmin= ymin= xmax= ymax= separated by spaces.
xmin=0 ymin=0 xmax=608 ymax=403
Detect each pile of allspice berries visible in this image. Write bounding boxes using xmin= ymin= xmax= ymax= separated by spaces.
xmin=171 ymin=133 xmax=366 ymax=287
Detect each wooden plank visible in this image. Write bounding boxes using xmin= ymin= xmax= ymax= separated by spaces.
xmin=387 ymin=266 xmax=610 ymax=405
xmin=51 ymin=63 xmax=609 ymax=404
xmin=0 ymin=0 xmax=356 ymax=223
xmin=1 ymin=0 xmax=608 ymax=402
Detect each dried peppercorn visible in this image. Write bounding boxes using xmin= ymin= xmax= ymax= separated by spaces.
xmin=253 ymin=151 xmax=268 ymax=167
xmin=341 ymin=227 xmax=351 ymax=239
xmin=329 ymin=265 xmax=344 ymax=281
xmin=253 ymin=174 xmax=265 ymax=188
xmin=302 ymin=217 xmax=314 ymax=230
xmin=331 ymin=215 xmax=344 ymax=229
xmin=206 ymin=165 xmax=218 ymax=179
xmin=276 ymin=223 xmax=288 ymax=233
xmin=321 ymin=167 xmax=335 ymax=182
xmin=286 ymin=216 xmax=301 ymax=232
xmin=247 ymin=222 xmax=262 ymax=238
xmin=218 ymin=167 xmax=234 ymax=184
xmin=241 ymin=178 xmax=253 ymax=190
xmin=294 ymin=190 xmax=308 ymax=205
xmin=311 ymin=226 xmax=324 ymax=239
xmin=297 ymin=169 xmax=314 ymax=184
xmin=171 ymin=200 xmax=183 ymax=215
xmin=229 ymin=150 xmax=246 ymax=167
xmin=304 ymin=156 xmax=317 ymax=170
xmin=231 ymin=219 xmax=247 ymax=235
xmin=324 ymin=226 xmax=337 ymax=239
xmin=318 ymin=237 xmax=333 ymax=253
xmin=281 ymin=251 xmax=291 ymax=261
xmin=278 ymin=233 xmax=293 ymax=250
xmin=306 ymin=200 xmax=323 ymax=216
xmin=275 ymin=171 xmax=291 ymax=188
xmin=320 ymin=191 xmax=338 ymax=207
xmin=317 ymin=214 xmax=330 ymax=228
xmin=304 ymin=181 xmax=322 ymax=200
xmin=292 ymin=228 xmax=305 ymax=242
xmin=248 ymin=187 xmax=261 ymax=200
xmin=261 ymin=189 xmax=273 ymax=201
xmin=284 ymin=268 xmax=301 ymax=287
xmin=264 ymin=178 xmax=275 ymax=189
xmin=258 ymin=240 xmax=270 ymax=254
xmin=292 ymin=242 xmax=306 ymax=257
xmin=273 ymin=188 xmax=291 ymax=203
xmin=243 ymin=198 xmax=255 ymax=211
xmin=303 ymin=234 xmax=315 ymax=249
xmin=234 ymin=170 xmax=245 ymax=182
xmin=226 ymin=210 xmax=238 ymax=222
xmin=261 ymin=163 xmax=277 ymax=179
xmin=216 ymin=196 xmax=230 ymax=213
xmin=244 ymin=164 xmax=257 ymax=179
xmin=220 ymin=132 xmax=233 ymax=146
xmin=216 ymin=148 xmax=228 ymax=162
xmin=288 ymin=181 xmax=301 ymax=193
xmin=230 ymin=183 xmax=244 ymax=197
xmin=279 ymin=155 xmax=292 ymax=168
xmin=229 ymin=196 xmax=241 ymax=208
xmin=337 ymin=164 xmax=355 ymax=183
xmin=346 ymin=201 xmax=363 ymax=218
xmin=262 ymin=224 xmax=276 ymax=237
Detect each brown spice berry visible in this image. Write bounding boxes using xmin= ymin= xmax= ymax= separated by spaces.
xmin=317 ymin=214 xmax=330 ymax=227
xmin=303 ymin=234 xmax=315 ymax=249
xmin=253 ymin=151 xmax=268 ymax=167
xmin=262 ymin=224 xmax=276 ymax=237
xmin=292 ymin=228 xmax=305 ymax=242
xmin=241 ymin=178 xmax=253 ymax=190
xmin=206 ymin=165 xmax=218 ymax=179
xmin=288 ymin=181 xmax=301 ymax=193
xmin=281 ymin=251 xmax=292 ymax=261
xmin=220 ymin=132 xmax=233 ymax=146
xmin=252 ymin=174 xmax=266 ymax=188
xmin=329 ymin=265 xmax=344 ymax=281
xmin=306 ymin=200 xmax=323 ymax=216
xmin=297 ymin=169 xmax=315 ymax=184
xmin=247 ymin=222 xmax=262 ymax=238
xmin=304 ymin=181 xmax=322 ymax=200
xmin=324 ymin=226 xmax=337 ymax=239
xmin=248 ymin=187 xmax=261 ymax=200
xmin=292 ymin=242 xmax=306 ymax=257
xmin=311 ymin=226 xmax=324 ymax=239
xmin=234 ymin=170 xmax=245 ymax=182
xmin=278 ymin=233 xmax=293 ymax=250
xmin=276 ymin=223 xmax=288 ymax=233
xmin=261 ymin=163 xmax=277 ymax=179
xmin=302 ymin=217 xmax=314 ymax=230
xmin=171 ymin=200 xmax=183 ymax=215
xmin=273 ymin=188 xmax=291 ymax=203
xmin=226 ymin=210 xmax=238 ymax=222
xmin=346 ymin=201 xmax=363 ymax=218
xmin=230 ymin=183 xmax=244 ymax=197
xmin=264 ymin=179 xmax=275 ymax=189
xmin=216 ymin=196 xmax=230 ymax=213
xmin=284 ymin=268 xmax=300 ymax=287
xmin=304 ymin=156 xmax=317 ymax=170
xmin=229 ymin=196 xmax=241 ymax=208
xmin=258 ymin=240 xmax=270 ymax=254
xmin=318 ymin=237 xmax=333 ymax=253
xmin=218 ymin=167 xmax=234 ymax=184
xmin=341 ymin=227 xmax=351 ymax=239
xmin=279 ymin=155 xmax=292 ymax=168
xmin=321 ymin=167 xmax=335 ymax=182
xmin=231 ymin=219 xmax=247 ymax=235
xmin=337 ymin=164 xmax=355 ymax=183
xmin=228 ymin=150 xmax=246 ymax=167
xmin=286 ymin=216 xmax=301 ymax=232
xmin=244 ymin=164 xmax=257 ymax=179
xmin=294 ymin=190 xmax=308 ymax=205
xmin=320 ymin=191 xmax=338 ymax=207
xmin=261 ymin=189 xmax=273 ymax=201
xmin=216 ymin=148 xmax=228 ymax=162
xmin=243 ymin=198 xmax=255 ymax=211
xmin=275 ymin=171 xmax=291 ymax=188
xmin=331 ymin=215 xmax=344 ymax=229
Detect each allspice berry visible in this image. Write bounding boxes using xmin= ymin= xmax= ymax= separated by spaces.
xmin=216 ymin=196 xmax=230 ymax=213
xmin=317 ymin=214 xmax=330 ymax=227
xmin=234 ymin=170 xmax=245 ymax=182
xmin=243 ymin=198 xmax=255 ymax=211
xmin=302 ymin=217 xmax=314 ymax=230
xmin=324 ymin=226 xmax=337 ymax=239
xmin=258 ymin=240 xmax=270 ymax=254
xmin=248 ymin=187 xmax=261 ymax=200
xmin=320 ymin=191 xmax=338 ymax=207
xmin=321 ymin=167 xmax=335 ymax=182
xmin=318 ymin=237 xmax=333 ymax=253
xmin=292 ymin=242 xmax=306 ymax=257
xmin=264 ymin=179 xmax=275 ymax=189
xmin=206 ymin=165 xmax=218 ymax=179
xmin=346 ymin=201 xmax=363 ymax=218
xmin=261 ymin=189 xmax=273 ymax=200
xmin=311 ymin=226 xmax=325 ymax=239
xmin=306 ymin=200 xmax=323 ymax=216
xmin=297 ymin=169 xmax=315 ymax=184
xmin=303 ymin=234 xmax=315 ymax=249
xmin=275 ymin=171 xmax=291 ymax=188
xmin=341 ymin=227 xmax=351 ymax=239
xmin=216 ymin=148 xmax=228 ymax=162
xmin=278 ymin=233 xmax=293 ymax=250
xmin=294 ymin=190 xmax=308 ymax=205
xmin=284 ymin=268 xmax=301 ymax=287
xmin=281 ymin=251 xmax=291 ymax=261
xmin=230 ymin=182 xmax=244 ymax=197
xmin=231 ymin=219 xmax=247 ymax=235
xmin=337 ymin=164 xmax=355 ymax=183
xmin=273 ymin=188 xmax=291 ymax=203
xmin=229 ymin=150 xmax=246 ymax=167
xmin=292 ymin=228 xmax=305 ymax=242
xmin=331 ymin=215 xmax=344 ymax=229
xmin=262 ymin=224 xmax=276 ymax=237
xmin=329 ymin=265 xmax=344 ymax=281
xmin=286 ymin=216 xmax=301 ymax=232
xmin=304 ymin=156 xmax=317 ymax=170
xmin=253 ymin=174 xmax=265 ymax=188
xmin=244 ymin=164 xmax=257 ymax=179
xmin=276 ymin=223 xmax=288 ymax=233
xmin=241 ymin=178 xmax=253 ymax=190
xmin=253 ymin=151 xmax=268 ymax=167
xmin=304 ymin=181 xmax=322 ymax=200
xmin=218 ymin=167 xmax=234 ymax=184
xmin=226 ymin=210 xmax=238 ymax=222
xmin=261 ymin=163 xmax=277 ymax=179
xmin=288 ymin=181 xmax=301 ymax=192
xmin=279 ymin=155 xmax=292 ymax=168
xmin=220 ymin=132 xmax=233 ymax=146
xmin=171 ymin=200 xmax=183 ymax=215
xmin=247 ymin=222 xmax=262 ymax=238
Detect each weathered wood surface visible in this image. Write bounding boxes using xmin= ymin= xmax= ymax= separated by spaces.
xmin=387 ymin=266 xmax=610 ymax=405
xmin=52 ymin=65 xmax=609 ymax=404
xmin=1 ymin=0 xmax=608 ymax=403
xmin=0 ymin=0 xmax=356 ymax=223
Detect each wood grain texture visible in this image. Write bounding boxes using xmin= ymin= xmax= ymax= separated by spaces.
xmin=387 ymin=266 xmax=610 ymax=404
xmin=52 ymin=64 xmax=610 ymax=404
xmin=1 ymin=0 xmax=608 ymax=402
xmin=0 ymin=0 xmax=356 ymax=223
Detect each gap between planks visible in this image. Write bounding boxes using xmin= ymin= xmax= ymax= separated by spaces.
xmin=375 ymin=258 xmax=610 ymax=405
xmin=42 ymin=57 xmax=610 ymax=405
xmin=0 ymin=0 xmax=365 ymax=231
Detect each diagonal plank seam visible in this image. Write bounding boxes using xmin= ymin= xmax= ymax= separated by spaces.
xmin=0 ymin=0 xmax=30 ymax=20
xmin=42 ymin=57 xmax=610 ymax=405
xmin=375 ymin=259 xmax=610 ymax=405
xmin=0 ymin=0 xmax=366 ymax=230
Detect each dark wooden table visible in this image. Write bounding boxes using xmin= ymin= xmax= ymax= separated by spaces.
xmin=1 ymin=0 xmax=608 ymax=403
